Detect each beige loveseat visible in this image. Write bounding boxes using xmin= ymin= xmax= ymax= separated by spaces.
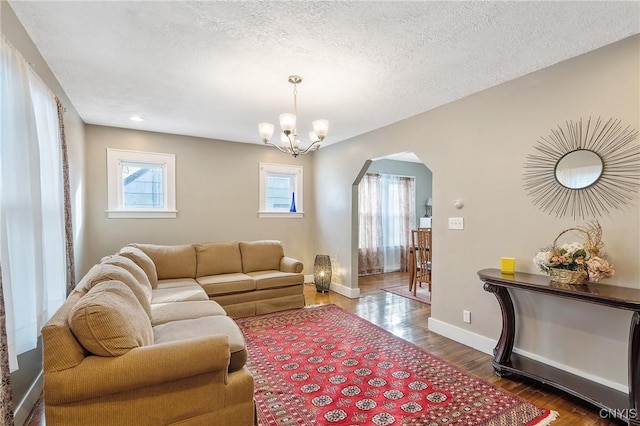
xmin=129 ymin=240 xmax=306 ymax=318
xmin=42 ymin=246 xmax=256 ymax=425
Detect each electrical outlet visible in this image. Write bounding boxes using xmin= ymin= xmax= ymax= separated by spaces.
xmin=448 ymin=217 xmax=464 ymax=230
xmin=463 ymin=310 xmax=471 ymax=324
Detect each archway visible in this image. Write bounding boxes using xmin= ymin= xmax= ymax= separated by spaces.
xmin=351 ymin=152 xmax=433 ymax=293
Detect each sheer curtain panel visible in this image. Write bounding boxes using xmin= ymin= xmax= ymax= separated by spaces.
xmin=1 ymin=37 xmax=67 ymax=371
xmin=358 ymin=173 xmax=416 ymax=275
xmin=358 ymin=173 xmax=384 ymax=275
xmin=380 ymin=174 xmax=415 ymax=272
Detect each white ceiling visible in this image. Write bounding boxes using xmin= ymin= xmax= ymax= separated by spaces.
xmin=9 ymin=1 xmax=640 ymax=150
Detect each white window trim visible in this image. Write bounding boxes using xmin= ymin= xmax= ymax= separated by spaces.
xmin=259 ymin=162 xmax=304 ymax=218
xmin=106 ymin=148 xmax=177 ymax=219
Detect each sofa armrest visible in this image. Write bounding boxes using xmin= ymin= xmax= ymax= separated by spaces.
xmin=280 ymin=256 xmax=303 ymax=273
xmin=45 ymin=335 xmax=230 ymax=405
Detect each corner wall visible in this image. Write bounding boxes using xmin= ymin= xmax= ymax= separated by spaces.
xmin=313 ymin=35 xmax=640 ymax=389
xmin=84 ymin=125 xmax=316 ymax=274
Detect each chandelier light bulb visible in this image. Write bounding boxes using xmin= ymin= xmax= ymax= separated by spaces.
xmin=258 ymin=123 xmax=274 ymax=143
xmin=309 ymin=131 xmax=320 ymax=144
xmin=279 ymin=113 xmax=296 ymax=134
xmin=312 ymin=119 xmax=329 ymax=140
xmin=280 ymin=133 xmax=290 ymax=148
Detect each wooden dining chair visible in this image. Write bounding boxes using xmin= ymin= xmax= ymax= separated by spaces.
xmin=410 ymin=228 xmax=432 ymax=296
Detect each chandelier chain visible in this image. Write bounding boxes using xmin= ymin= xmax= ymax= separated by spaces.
xmin=293 ymin=84 xmax=298 ymax=135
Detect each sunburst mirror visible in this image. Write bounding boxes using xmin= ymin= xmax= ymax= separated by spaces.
xmin=523 ymin=117 xmax=640 ymax=219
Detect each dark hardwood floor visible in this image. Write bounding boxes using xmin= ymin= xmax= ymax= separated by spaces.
xmin=26 ymin=272 xmax=620 ymax=425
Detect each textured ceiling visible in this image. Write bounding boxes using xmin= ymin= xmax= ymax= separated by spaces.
xmin=9 ymin=1 xmax=640 ymax=149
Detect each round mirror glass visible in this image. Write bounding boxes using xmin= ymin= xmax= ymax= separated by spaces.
xmin=555 ymin=150 xmax=603 ymax=189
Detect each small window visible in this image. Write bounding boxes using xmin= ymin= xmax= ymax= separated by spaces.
xmin=106 ymin=149 xmax=176 ymax=218
xmin=259 ymin=162 xmax=303 ymax=218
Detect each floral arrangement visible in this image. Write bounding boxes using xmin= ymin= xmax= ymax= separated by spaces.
xmin=533 ymin=221 xmax=615 ymax=283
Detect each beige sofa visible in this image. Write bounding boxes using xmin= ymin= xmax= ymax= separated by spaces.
xmin=42 ymin=248 xmax=257 ymax=425
xmin=42 ymin=240 xmax=304 ymax=425
xmin=129 ymin=240 xmax=306 ymax=318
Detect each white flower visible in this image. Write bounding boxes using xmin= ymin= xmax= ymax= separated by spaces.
xmin=559 ymin=242 xmax=585 ymax=255
xmin=533 ymin=250 xmax=552 ymax=272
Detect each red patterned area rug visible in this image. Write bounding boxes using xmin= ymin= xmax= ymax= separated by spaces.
xmin=236 ymin=305 xmax=558 ymax=426
xmin=382 ymin=285 xmax=431 ymax=305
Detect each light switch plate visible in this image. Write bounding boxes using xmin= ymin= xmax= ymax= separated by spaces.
xmin=448 ymin=217 xmax=464 ymax=230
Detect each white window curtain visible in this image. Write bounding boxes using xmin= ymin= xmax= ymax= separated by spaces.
xmin=380 ymin=174 xmax=415 ymax=272
xmin=0 ymin=36 xmax=67 ymax=371
xmin=358 ymin=173 xmax=384 ymax=275
xmin=358 ymin=173 xmax=416 ymax=275
xmin=556 ymin=165 xmax=602 ymax=189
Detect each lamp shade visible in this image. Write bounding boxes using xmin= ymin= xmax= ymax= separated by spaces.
xmin=258 ymin=123 xmax=274 ymax=143
xmin=309 ymin=131 xmax=320 ymax=144
xmin=280 ymin=133 xmax=290 ymax=148
xmin=312 ymin=119 xmax=329 ymax=139
xmin=314 ymin=255 xmax=332 ymax=293
xmin=279 ymin=113 xmax=296 ymax=133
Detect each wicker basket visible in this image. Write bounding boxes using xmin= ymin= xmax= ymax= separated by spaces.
xmin=549 ymin=267 xmax=588 ymax=284
xmin=548 ymin=227 xmax=591 ymax=284
xmin=549 ymin=281 xmax=590 ymax=291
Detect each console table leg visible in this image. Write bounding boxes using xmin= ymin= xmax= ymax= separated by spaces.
xmin=483 ymin=283 xmax=515 ymax=375
xmin=629 ymin=311 xmax=640 ymax=424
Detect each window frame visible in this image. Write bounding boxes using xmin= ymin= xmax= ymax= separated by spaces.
xmin=258 ymin=162 xmax=303 ymax=218
xmin=106 ymin=148 xmax=177 ymax=218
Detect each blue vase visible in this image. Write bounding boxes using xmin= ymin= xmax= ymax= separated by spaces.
xmin=290 ymin=192 xmax=297 ymax=212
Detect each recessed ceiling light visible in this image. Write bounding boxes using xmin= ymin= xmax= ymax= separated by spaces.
xmin=129 ymin=116 xmax=144 ymax=122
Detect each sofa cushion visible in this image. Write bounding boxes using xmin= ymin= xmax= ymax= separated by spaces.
xmin=197 ymin=273 xmax=255 ymax=296
xmin=247 ymin=270 xmax=304 ymax=290
xmin=151 ymin=286 xmax=209 ymax=304
xmin=119 ymin=246 xmax=159 ymax=288
xmin=150 ymin=300 xmax=226 ymax=326
xmin=239 ymin=240 xmax=284 ymax=273
xmin=153 ymin=315 xmax=247 ymax=372
xmin=101 ymin=255 xmax=153 ymax=294
xmin=68 ymin=280 xmax=153 ymax=357
xmin=75 ymin=264 xmax=152 ymax=317
xmin=155 ymin=278 xmax=201 ymax=289
xmin=195 ymin=242 xmax=242 ymax=277
xmin=130 ymin=243 xmax=197 ymax=280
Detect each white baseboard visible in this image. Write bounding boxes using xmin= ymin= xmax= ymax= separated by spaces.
xmin=303 ymin=276 xmax=359 ymax=299
xmin=510 ymin=346 xmax=627 ymax=393
xmin=428 ymin=317 xmax=496 ymax=355
xmin=14 ymin=370 xmax=43 ymax=426
xmin=330 ymin=282 xmax=360 ymax=299
xmin=427 ymin=317 xmax=627 ymax=393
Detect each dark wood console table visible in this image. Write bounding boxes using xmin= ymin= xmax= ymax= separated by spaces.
xmin=478 ymin=268 xmax=640 ymax=425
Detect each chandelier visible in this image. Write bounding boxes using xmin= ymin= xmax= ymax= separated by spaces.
xmin=258 ymin=75 xmax=329 ymax=157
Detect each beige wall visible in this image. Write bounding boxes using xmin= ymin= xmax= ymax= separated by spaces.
xmin=313 ymin=35 xmax=639 ymax=388
xmin=84 ymin=125 xmax=316 ymax=274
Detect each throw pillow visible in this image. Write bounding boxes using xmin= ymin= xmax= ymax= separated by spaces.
xmin=68 ymin=280 xmax=153 ymax=357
